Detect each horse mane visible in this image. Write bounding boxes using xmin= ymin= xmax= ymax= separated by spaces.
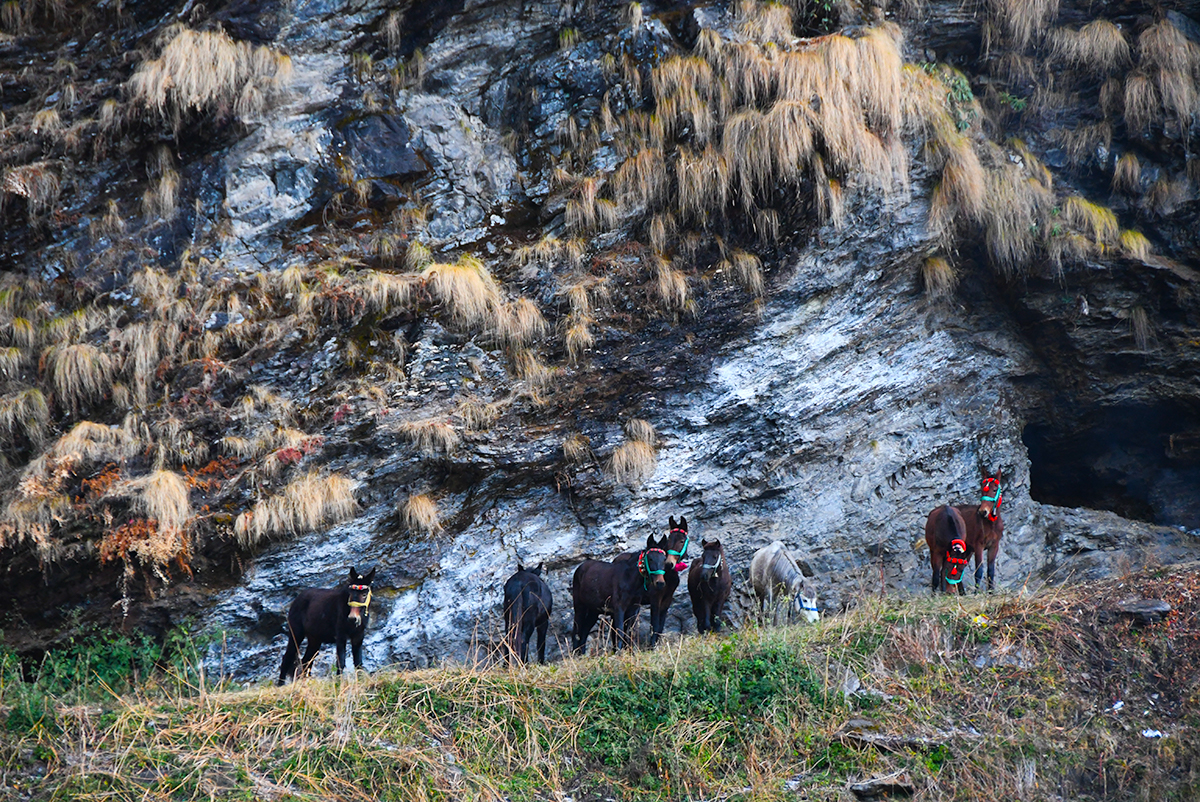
xmin=767 ymin=544 xmax=801 ymax=586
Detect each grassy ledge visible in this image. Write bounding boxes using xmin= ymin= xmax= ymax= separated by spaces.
xmin=2 ymin=565 xmax=1199 ymax=801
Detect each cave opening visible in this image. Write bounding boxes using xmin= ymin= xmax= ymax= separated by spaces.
xmin=1024 ymin=402 xmax=1200 ymax=530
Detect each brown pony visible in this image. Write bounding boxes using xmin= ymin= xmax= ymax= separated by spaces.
xmin=954 ymin=472 xmax=1005 ymax=591
xmin=923 ymin=505 xmax=969 ymax=594
xmin=571 ymin=535 xmax=670 ymax=653
xmin=687 ymin=539 xmax=731 ymax=633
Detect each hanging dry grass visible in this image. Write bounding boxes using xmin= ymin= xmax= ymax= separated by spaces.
xmin=494 ymin=298 xmax=548 ymax=350
xmin=608 ymin=440 xmax=657 ymax=487
xmin=400 ymin=492 xmax=441 ymax=535
xmin=652 ymin=255 xmax=690 ymax=313
xmin=512 ymin=348 xmax=553 ymax=391
xmin=1143 ymin=177 xmax=1188 ymax=217
xmin=986 ymin=0 xmax=1060 ymax=51
xmin=1111 ymin=153 xmax=1141 ymax=195
xmin=235 ymin=471 xmax=359 ymax=547
xmin=0 ymin=387 xmax=48 ymax=445
xmin=565 ymin=318 xmax=595 ymax=364
xmin=399 ymin=419 xmax=461 ymax=456
xmin=129 ymin=27 xmax=293 ymax=126
xmin=1053 ymin=123 xmax=1112 ymax=167
xmin=723 ymin=249 xmax=764 ymax=296
xmin=1118 ymin=229 xmax=1151 ymax=260
xmin=457 ymin=397 xmax=501 ymax=431
xmin=1123 ymin=72 xmax=1159 ymax=134
xmin=980 ymin=163 xmax=1051 ymax=276
xmin=624 ymin=418 xmax=657 ymax=446
xmin=421 ymin=256 xmax=500 ymax=329
xmin=1129 ymin=305 xmax=1154 ymax=351
xmin=1050 ymin=21 xmax=1130 ymax=73
xmin=922 ymin=256 xmax=957 ymax=299
xmin=928 ymin=141 xmax=987 ymax=238
xmin=562 ymin=433 xmax=593 ymax=464
xmin=109 ymin=470 xmax=192 ymax=534
xmin=737 ymin=0 xmax=794 ymax=45
xmin=46 ymin=343 xmax=115 ymax=413
xmin=2 ymin=162 xmax=61 ymax=217
xmin=1137 ymin=20 xmax=1200 ymax=74
xmin=1062 ymin=196 xmax=1119 ymax=246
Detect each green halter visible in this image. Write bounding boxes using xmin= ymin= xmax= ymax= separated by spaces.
xmin=638 ymin=548 xmax=667 ymax=590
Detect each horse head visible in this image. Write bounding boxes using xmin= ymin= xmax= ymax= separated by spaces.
xmin=945 ymin=538 xmax=969 ymax=587
xmin=517 ymin=561 xmax=544 ymax=576
xmin=666 ymin=515 xmax=690 ymax=569
xmin=977 ymin=470 xmax=1003 ymax=522
xmin=789 ymin=575 xmax=820 ymax=624
xmin=346 ymin=566 xmax=376 ymax=627
xmin=639 ymin=534 xmax=669 ymax=590
xmin=698 ymin=539 xmax=723 ymax=582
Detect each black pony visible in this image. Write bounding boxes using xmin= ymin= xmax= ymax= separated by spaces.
xmin=607 ymin=516 xmax=691 ymax=647
xmin=687 ymin=538 xmax=731 ymax=633
xmin=278 ymin=566 xmax=376 ymax=685
xmin=571 ymin=534 xmax=670 ymax=653
xmin=503 ymin=562 xmax=552 ymax=664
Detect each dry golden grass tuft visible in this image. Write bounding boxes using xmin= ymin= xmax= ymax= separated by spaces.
xmin=980 ymin=161 xmax=1052 ymax=276
xmin=1054 ymin=122 xmax=1112 ymax=167
xmin=110 ymin=470 xmax=192 ymax=534
xmin=421 ymin=255 xmax=500 ymax=329
xmin=494 ymin=298 xmax=548 ymax=350
xmin=928 ymin=140 xmax=987 ymax=238
xmin=1123 ymin=72 xmax=1159 ymax=133
xmin=1128 ymin=305 xmax=1154 ymax=351
xmin=737 ymin=0 xmax=794 ymax=44
xmin=565 ymin=318 xmax=595 ymax=364
xmin=985 ymin=0 xmax=1060 ymax=51
xmin=921 ymin=256 xmax=957 ymax=299
xmin=399 ymin=419 xmax=461 ymax=456
xmin=562 ymin=433 xmax=592 ymax=464
xmin=652 ymin=255 xmax=690 ymax=314
xmin=1062 ymin=196 xmax=1119 ymax=246
xmin=457 ymin=397 xmax=501 ymax=431
xmin=623 ymin=418 xmax=657 ymax=446
xmin=129 ymin=27 xmax=292 ymax=127
xmin=608 ymin=440 xmax=657 ymax=487
xmin=1143 ymin=177 xmax=1188 ymax=217
xmin=235 ymin=471 xmax=358 ymax=547
xmin=46 ymin=343 xmax=115 ymax=413
xmin=726 ymin=249 xmax=764 ymax=296
xmin=0 ymin=387 xmax=48 ymax=445
xmin=361 ymin=270 xmax=419 ymax=316
xmin=2 ymin=162 xmax=61 ymax=217
xmin=1137 ymin=19 xmax=1200 ymax=74
xmin=1111 ymin=152 xmax=1141 ymax=195
xmin=1050 ymin=20 xmax=1130 ymax=73
xmin=511 ymin=348 xmax=553 ymax=391
xmin=1119 ymin=229 xmax=1152 ymax=260
xmin=400 ymin=492 xmax=441 ymax=535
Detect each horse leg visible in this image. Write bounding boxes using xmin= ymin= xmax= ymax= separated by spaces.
xmin=573 ymin=608 xmax=597 ymax=655
xmin=612 ymin=606 xmax=626 ymax=652
xmin=278 ymin=632 xmax=301 ymax=685
xmin=335 ymin=637 xmax=347 ymax=675
xmin=299 ymin=640 xmax=321 ymax=679
xmin=972 ymin=544 xmax=985 ymax=592
xmin=351 ymin=637 xmax=365 ymax=671
xmin=518 ymin=623 xmax=530 ymax=664
xmin=536 ymin=620 xmax=548 ymax=664
xmin=987 ymin=542 xmax=999 ymax=591
xmin=930 ymin=555 xmax=941 ymax=595
xmin=649 ymin=603 xmax=664 ymax=648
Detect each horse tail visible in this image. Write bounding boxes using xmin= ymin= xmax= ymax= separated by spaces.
xmin=506 ymin=583 xmax=529 ymax=662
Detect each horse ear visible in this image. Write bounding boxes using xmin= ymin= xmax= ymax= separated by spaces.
xmin=517 ymin=562 xmax=525 ymax=573
xmin=348 ymin=567 xmax=360 ymax=582
xmin=668 ymin=516 xmax=676 ymax=528
xmin=535 ymin=561 xmax=544 ymax=575
xmin=997 ymin=468 xmax=1003 ymax=484
xmin=646 ymin=534 xmax=657 ymax=548
xmin=362 ymin=567 xmax=376 ymax=583
xmin=679 ymin=516 xmax=687 ymax=529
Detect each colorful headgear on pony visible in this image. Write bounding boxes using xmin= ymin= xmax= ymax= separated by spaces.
xmin=347 ymin=584 xmax=372 ymax=609
xmin=638 ymin=548 xmax=667 ymax=578
xmin=945 ymin=539 xmax=969 ymax=584
xmin=980 ymin=478 xmax=1002 ymax=521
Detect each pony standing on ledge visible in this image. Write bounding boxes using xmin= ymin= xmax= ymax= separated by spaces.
xmin=924 ymin=504 xmax=969 ymax=594
xmin=278 ymin=566 xmax=376 ymax=685
xmin=957 ymin=472 xmax=1005 ymax=591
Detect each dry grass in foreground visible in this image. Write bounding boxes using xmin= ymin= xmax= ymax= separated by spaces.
xmin=2 ymin=565 xmax=1199 ymax=801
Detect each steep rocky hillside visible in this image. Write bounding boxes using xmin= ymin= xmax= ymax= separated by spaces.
xmin=1 ymin=0 xmax=1199 ymax=673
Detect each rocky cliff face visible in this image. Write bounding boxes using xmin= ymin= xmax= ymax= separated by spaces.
xmin=1 ymin=0 xmax=1198 ymax=677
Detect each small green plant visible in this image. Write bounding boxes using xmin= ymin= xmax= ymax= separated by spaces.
xmin=997 ymin=90 xmax=1027 ymax=112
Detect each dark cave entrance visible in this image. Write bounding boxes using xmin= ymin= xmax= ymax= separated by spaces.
xmin=1023 ymin=403 xmax=1200 ymax=530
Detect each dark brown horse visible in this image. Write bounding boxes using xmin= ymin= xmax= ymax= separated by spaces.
xmin=503 ymin=562 xmax=552 ymax=664
xmin=571 ymin=535 xmax=670 ymax=653
xmin=278 ymin=566 xmax=376 ymax=685
xmin=924 ymin=505 xmax=969 ymax=594
xmin=609 ymin=516 xmax=691 ymax=646
xmin=954 ymin=472 xmax=1005 ymax=591
xmin=688 ymin=539 xmax=731 ymax=633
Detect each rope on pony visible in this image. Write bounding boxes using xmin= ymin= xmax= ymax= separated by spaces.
xmin=347 ymin=584 xmax=372 ymax=610
xmin=981 ymin=478 xmax=1003 ymax=521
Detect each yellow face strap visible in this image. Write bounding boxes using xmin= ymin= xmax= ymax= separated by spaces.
xmin=347 ymin=587 xmax=371 ymax=609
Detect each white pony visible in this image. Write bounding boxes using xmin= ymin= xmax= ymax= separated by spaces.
xmin=749 ymin=541 xmax=820 ymax=624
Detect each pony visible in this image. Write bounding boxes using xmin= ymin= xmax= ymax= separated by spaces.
xmin=953 ymin=471 xmax=1005 ymax=591
xmin=923 ymin=504 xmax=970 ymax=594
xmin=502 ymin=562 xmax=552 ymax=664
xmin=687 ymin=539 xmax=731 ymax=633
xmin=749 ymin=541 xmax=819 ymax=624
xmin=278 ymin=566 xmax=376 ymax=685
xmin=608 ymin=515 xmax=691 ymax=645
xmin=571 ymin=534 xmax=670 ymax=653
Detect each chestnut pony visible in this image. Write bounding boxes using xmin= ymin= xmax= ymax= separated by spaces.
xmin=923 ymin=505 xmax=969 ymax=594
xmin=925 ymin=471 xmax=1005 ymax=592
